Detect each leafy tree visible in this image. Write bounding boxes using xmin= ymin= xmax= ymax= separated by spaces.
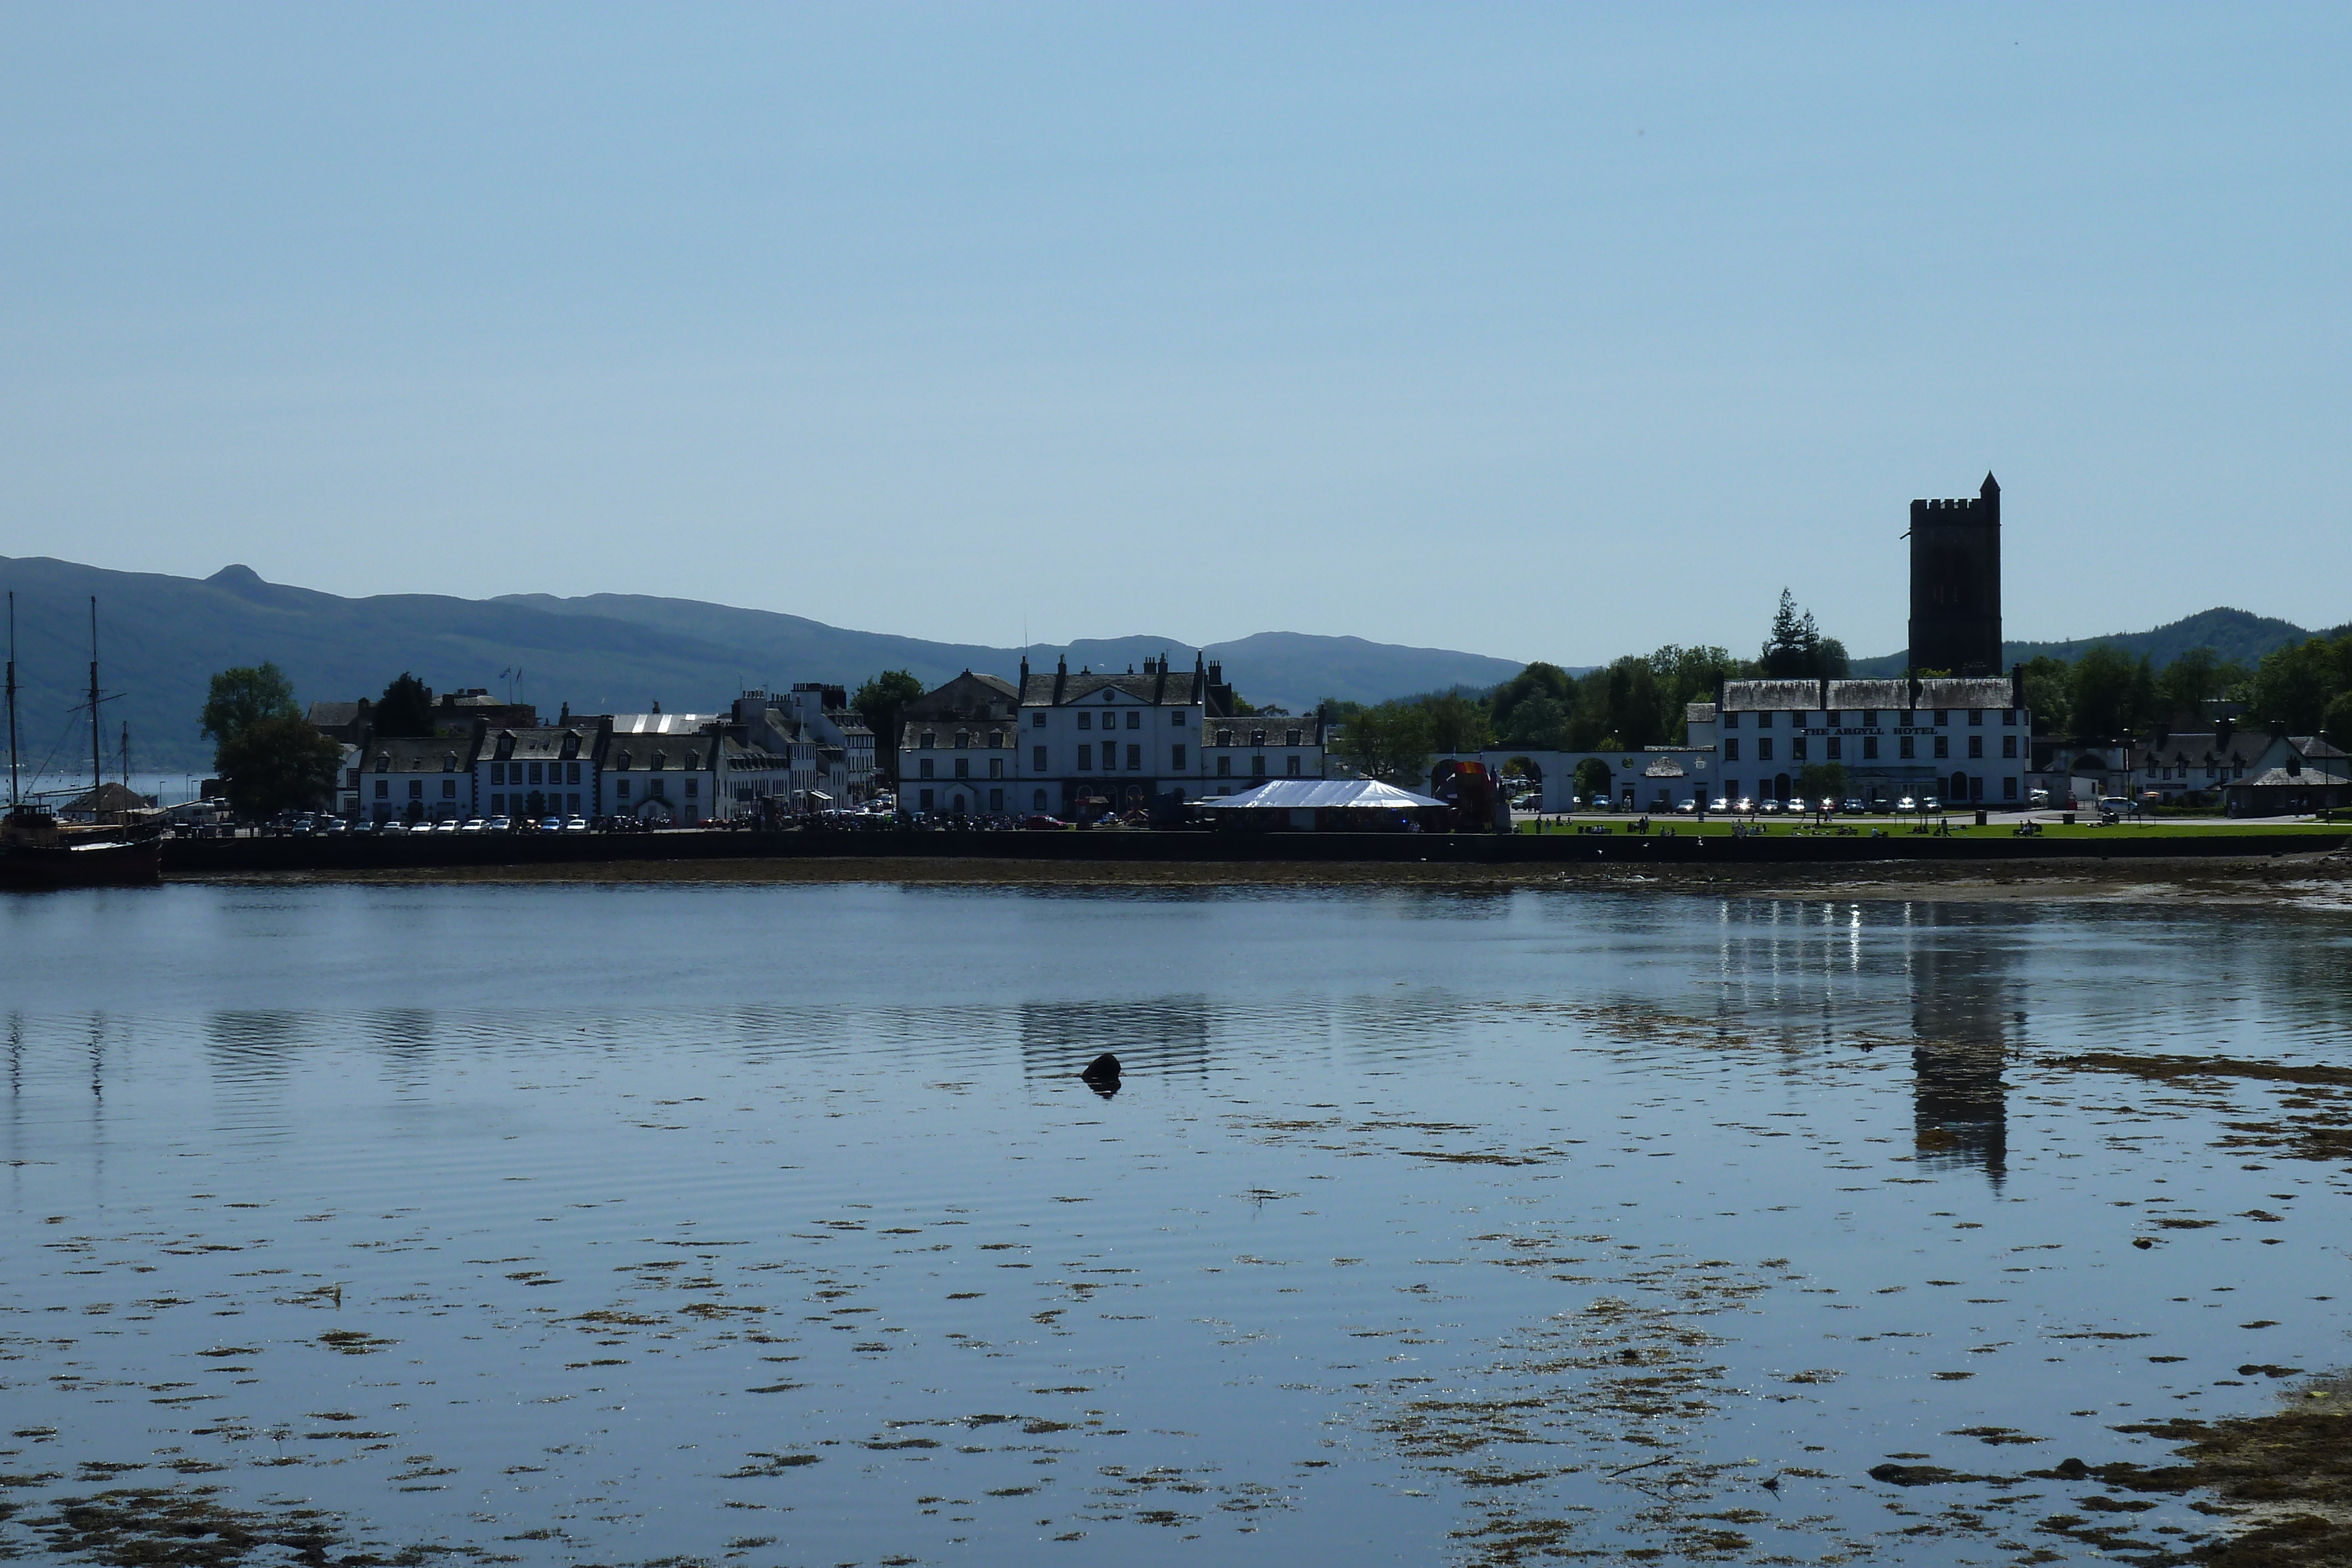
xmin=200 ymin=664 xmax=300 ymax=763
xmin=1599 ymin=657 xmax=1662 ymax=750
xmin=1498 ymin=693 xmax=1570 ymax=750
xmin=1422 ymin=691 xmax=1492 ymax=754
xmin=1331 ymin=701 xmax=1434 ymax=786
xmin=1759 ymin=590 xmax=1845 ymax=679
xmin=1490 ymin=662 xmax=1575 ymax=737
xmin=2020 ymin=655 xmax=2071 ymax=735
xmin=2324 ymin=691 xmax=2352 ymax=751
xmin=851 ymin=669 xmax=927 ymax=785
xmin=215 ymin=714 xmax=342 ymax=819
xmin=2249 ymin=635 xmax=2352 ymax=735
xmin=374 ymin=672 xmax=435 ymax=736
xmin=1796 ymin=762 xmax=1849 ymax=804
xmin=2068 ymin=646 xmax=2154 ymax=736
xmin=1646 ymin=645 xmax=1744 ymax=741
xmin=2153 ymin=646 xmax=2247 ymax=722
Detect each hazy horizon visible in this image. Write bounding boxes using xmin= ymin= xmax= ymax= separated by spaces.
xmin=4 ymin=5 xmax=2347 ymax=664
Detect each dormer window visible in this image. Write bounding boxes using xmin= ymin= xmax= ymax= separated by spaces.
xmin=1251 ymin=730 xmax=1266 ymax=746
xmin=1217 ymin=730 xmax=1234 ymax=747
xmin=955 ymin=730 xmax=969 ymax=750
xmin=650 ymin=751 xmax=666 ymax=771
xmin=443 ymin=752 xmax=457 ymax=772
xmin=375 ymin=753 xmax=389 ymax=772
xmin=920 ymin=730 xmax=936 ymax=749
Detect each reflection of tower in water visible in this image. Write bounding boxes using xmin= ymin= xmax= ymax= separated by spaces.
xmin=1908 ymin=926 xmax=2019 ymax=1181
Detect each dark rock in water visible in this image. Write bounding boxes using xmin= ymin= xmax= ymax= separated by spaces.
xmin=2132 ymin=1236 xmax=2155 ymax=1250
xmin=1081 ymin=1053 xmax=1121 ymax=1082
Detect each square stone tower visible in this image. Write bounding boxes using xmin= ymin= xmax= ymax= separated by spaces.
xmin=1907 ymin=473 xmax=2002 ymax=677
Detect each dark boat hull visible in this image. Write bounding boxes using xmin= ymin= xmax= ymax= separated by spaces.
xmin=0 ymin=836 xmax=163 ymax=887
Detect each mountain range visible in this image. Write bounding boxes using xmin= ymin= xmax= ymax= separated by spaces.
xmin=0 ymin=556 xmax=1526 ymax=774
xmin=2 ymin=554 xmax=2340 ymax=777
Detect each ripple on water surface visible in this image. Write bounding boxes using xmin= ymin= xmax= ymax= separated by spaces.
xmin=3 ymin=882 xmax=2352 ymax=1564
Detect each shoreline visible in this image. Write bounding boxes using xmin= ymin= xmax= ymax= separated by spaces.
xmin=168 ymin=848 xmax=2352 ymax=905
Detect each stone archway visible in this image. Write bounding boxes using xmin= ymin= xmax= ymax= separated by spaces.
xmin=1773 ymin=772 xmax=1791 ymax=802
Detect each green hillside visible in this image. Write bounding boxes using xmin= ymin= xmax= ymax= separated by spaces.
xmin=1846 ymin=606 xmax=2330 ymax=677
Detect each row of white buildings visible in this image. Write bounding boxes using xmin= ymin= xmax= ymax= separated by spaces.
xmin=316 ymin=686 xmax=878 ymax=824
xmin=894 ymin=654 xmax=1330 ymax=820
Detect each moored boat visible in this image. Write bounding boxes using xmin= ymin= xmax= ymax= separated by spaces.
xmin=1 ymin=593 xmax=163 ymax=889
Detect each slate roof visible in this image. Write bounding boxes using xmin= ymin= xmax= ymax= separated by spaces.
xmin=487 ymin=727 xmax=601 ymax=764
xmin=1203 ymin=718 xmax=1322 ymax=747
xmin=1823 ymin=680 xmax=1912 ymax=711
xmin=902 ymin=672 xmax=1021 ymax=721
xmin=1020 ymin=669 xmax=1205 ymax=707
xmin=365 ymin=735 xmax=483 ymax=772
xmin=1720 ymin=679 xmax=1825 ymax=711
xmin=2140 ymin=727 xmax=2271 ymax=768
xmin=899 ymin=719 xmax=1018 ymax=749
xmin=606 ymin=740 xmax=710 ymax=772
xmin=1913 ymin=677 xmax=2015 ymax=710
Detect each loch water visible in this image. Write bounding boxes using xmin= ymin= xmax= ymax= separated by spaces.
xmin=3 ymin=882 xmax=2350 ymax=1565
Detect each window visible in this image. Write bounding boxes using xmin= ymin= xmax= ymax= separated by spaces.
xmin=988 ymin=788 xmax=1004 ymax=813
xmin=1967 ymin=736 xmax=1983 ymax=759
xmin=1826 ymin=710 xmax=1842 ymax=726
xmin=1077 ymin=712 xmax=1091 ymax=730
xmin=1826 ymin=737 xmax=1842 ymax=760
xmin=566 ymin=794 xmax=579 ymax=812
xmin=1723 ymin=738 xmax=1740 ymax=762
xmin=1757 ymin=738 xmax=1774 ymax=762
xmin=1251 ymin=730 xmax=1266 ymax=746
xmin=1217 ymin=729 xmax=1234 ymax=746
xmin=1285 ymin=730 xmax=1299 ymax=746
xmin=1863 ymin=710 xmax=1877 ymax=726
xmin=1171 ymin=744 xmax=1186 ymax=771
xmin=1933 ymin=735 xmax=1949 ymax=759
xmin=1033 ymin=745 xmax=1047 ymax=771
xmin=1286 ymin=755 xmax=1301 ymax=776
xmin=2003 ymin=709 xmax=2017 ymax=726
xmin=375 ymin=780 xmax=389 ymax=799
xmin=1126 ymin=711 xmax=1140 ymax=730
xmin=491 ymin=793 xmax=506 ymax=811
xmin=1172 ymin=710 xmax=1188 ymax=726
xmin=989 ymin=758 xmax=1004 ymax=778
xmin=920 ymin=788 xmax=934 ymax=811
xmin=953 ymin=729 xmax=968 ymax=750
xmin=988 ymin=730 xmax=1004 ymax=748
xmin=491 ymin=763 xmax=506 ymax=785
xmin=1724 ymin=711 xmax=1740 ymax=728
xmin=442 ymin=779 xmax=457 ymax=798
xmin=1758 ymin=711 xmax=1773 ymax=728
xmin=1251 ymin=755 xmax=1267 ymax=777
xmin=1969 ymin=709 xmax=1983 ymax=726
xmin=617 ymin=780 xmax=630 ymax=800
xmin=1791 ymin=737 xmax=1808 ymax=761
xmin=919 ymin=758 xmax=935 ymax=779
xmin=528 ymin=762 xmax=543 ymax=785
xmin=1078 ymin=744 xmax=1093 ymax=770
xmin=407 ymin=780 xmax=423 ymax=800
xmin=1217 ymin=755 xmax=1231 ymax=776
xmin=1033 ymin=788 xmax=1048 ymax=810
xmin=1934 ymin=710 xmax=1949 ymax=726
xmin=685 ymin=779 xmax=697 ymax=798
xmin=2003 ymin=777 xmax=2017 ymax=800
xmin=954 ymin=758 xmax=970 ymax=778
xmin=1862 ymin=735 xmax=1879 ymax=760
xmin=1899 ymin=736 xmax=1915 ymax=760
xmin=1031 ymin=710 xmax=1045 ymax=727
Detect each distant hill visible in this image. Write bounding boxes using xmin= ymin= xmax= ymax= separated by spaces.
xmin=1846 ymin=607 xmax=2338 ymax=677
xmin=0 ymin=556 xmax=1526 ymax=774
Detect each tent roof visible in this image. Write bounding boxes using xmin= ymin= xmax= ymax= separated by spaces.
xmin=1195 ymin=778 xmax=1443 ymax=810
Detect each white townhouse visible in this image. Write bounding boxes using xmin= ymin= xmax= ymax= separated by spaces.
xmin=476 ymin=721 xmax=608 ymax=821
xmin=360 ymin=730 xmax=486 ymax=824
xmin=1692 ymin=674 xmax=2031 ymax=808
xmin=776 ymin=683 xmax=877 ymax=804
xmin=603 ymin=711 xmax=724 ymax=824
xmin=890 ymin=655 xmax=1329 ymax=819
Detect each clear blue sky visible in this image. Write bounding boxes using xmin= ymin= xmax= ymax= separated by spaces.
xmin=3 ymin=4 xmax=2346 ymax=664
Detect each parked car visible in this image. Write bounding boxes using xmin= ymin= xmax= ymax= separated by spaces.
xmin=563 ymin=817 xmax=590 ymax=833
xmin=2028 ymin=788 xmax=2052 ymax=807
xmin=1896 ymin=796 xmax=1918 ymax=812
xmin=457 ymin=817 xmax=485 ymax=833
xmin=1921 ymin=796 xmax=1942 ymax=813
xmin=1867 ymin=798 xmax=1894 ymax=814
xmin=486 ymin=815 xmax=512 ymax=833
xmin=1022 ymin=814 xmax=1068 ymax=830
xmin=433 ymin=817 xmax=460 ymax=833
xmin=1732 ymin=797 xmax=1753 ymax=814
xmin=1841 ymin=798 xmax=1865 ymax=814
xmin=539 ymin=817 xmax=564 ymax=833
xmin=1757 ymin=799 xmax=1782 ymax=815
xmin=1674 ymin=799 xmax=1698 ymax=814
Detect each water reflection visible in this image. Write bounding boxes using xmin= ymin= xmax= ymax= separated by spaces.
xmin=1020 ymin=997 xmax=1211 ymax=1081
xmin=1907 ymin=914 xmax=2024 ymax=1181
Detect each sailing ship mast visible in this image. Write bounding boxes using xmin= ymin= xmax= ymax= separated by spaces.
xmin=6 ymin=591 xmax=18 ymax=810
xmin=89 ymin=597 xmax=103 ymax=805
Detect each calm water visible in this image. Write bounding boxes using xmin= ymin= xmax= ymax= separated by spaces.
xmin=3 ymin=882 xmax=2350 ymax=1565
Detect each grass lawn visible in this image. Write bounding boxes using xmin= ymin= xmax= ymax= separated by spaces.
xmin=1516 ymin=815 xmax=2348 ymax=841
